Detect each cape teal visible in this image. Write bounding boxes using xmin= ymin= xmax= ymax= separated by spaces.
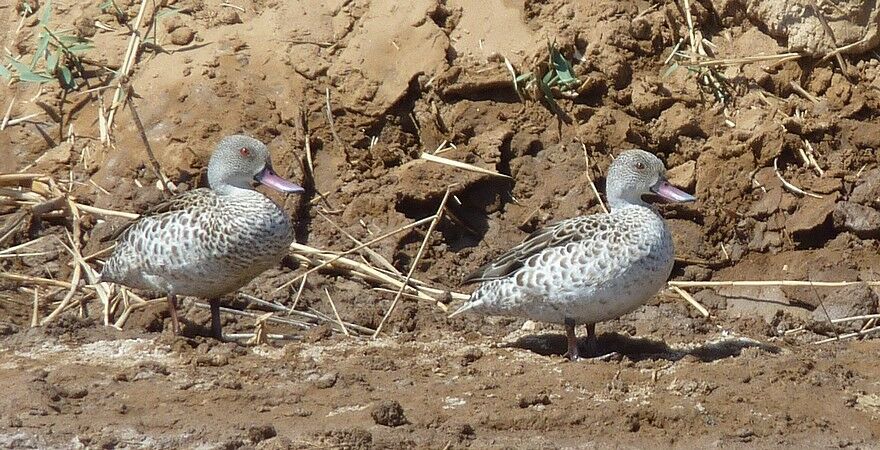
xmin=450 ymin=149 xmax=695 ymax=360
xmin=100 ymin=135 xmax=305 ymax=339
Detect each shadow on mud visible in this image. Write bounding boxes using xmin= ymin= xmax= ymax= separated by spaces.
xmin=507 ymin=332 xmax=780 ymax=362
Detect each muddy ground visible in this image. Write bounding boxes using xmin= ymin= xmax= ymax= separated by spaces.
xmin=2 ymin=0 xmax=880 ymax=448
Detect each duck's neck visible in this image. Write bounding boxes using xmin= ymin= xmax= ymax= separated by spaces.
xmin=212 ymin=183 xmax=257 ymax=197
xmin=608 ymin=196 xmax=650 ymax=212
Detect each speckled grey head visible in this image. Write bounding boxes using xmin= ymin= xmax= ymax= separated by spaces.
xmin=207 ymin=135 xmax=304 ymax=194
xmin=605 ymin=149 xmax=695 ymax=208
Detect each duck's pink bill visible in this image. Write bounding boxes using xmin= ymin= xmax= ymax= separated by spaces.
xmin=257 ymin=167 xmax=305 ymax=193
xmin=652 ymin=180 xmax=695 ymax=202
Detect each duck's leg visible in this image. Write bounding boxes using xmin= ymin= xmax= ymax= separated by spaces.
xmin=563 ymin=318 xmax=580 ymax=361
xmin=585 ymin=323 xmax=599 ymax=357
xmin=209 ymin=299 xmax=223 ymax=340
xmin=167 ymin=294 xmax=180 ymax=334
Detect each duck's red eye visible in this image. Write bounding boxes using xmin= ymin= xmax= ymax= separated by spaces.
xmin=239 ymin=147 xmax=250 ymax=157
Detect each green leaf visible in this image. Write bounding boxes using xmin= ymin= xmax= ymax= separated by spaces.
xmin=39 ymin=0 xmax=52 ymax=26
xmin=46 ymin=51 xmax=59 ymax=73
xmin=549 ymin=44 xmax=577 ymax=85
xmin=57 ymin=34 xmax=81 ymax=44
xmin=0 ymin=63 xmax=11 ymax=80
xmin=541 ymin=70 xmax=554 ymax=86
xmin=8 ymin=57 xmax=32 ymax=74
xmin=59 ymin=66 xmax=74 ymax=88
xmin=19 ymin=70 xmax=54 ymax=83
xmin=49 ymin=32 xmax=93 ymax=54
xmin=662 ymin=62 xmax=679 ymax=79
xmin=65 ymin=43 xmax=94 ymax=53
xmin=514 ymin=73 xmax=533 ymax=83
xmin=538 ymin=79 xmax=562 ymax=114
xmin=32 ymin=33 xmax=50 ymax=67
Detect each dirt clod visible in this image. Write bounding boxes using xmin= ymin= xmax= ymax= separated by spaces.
xmin=248 ymin=425 xmax=277 ymax=444
xmin=313 ymin=372 xmax=338 ymax=389
xmin=833 ymin=202 xmax=880 ymax=239
xmin=170 ymin=26 xmax=195 ymax=45
xmin=371 ymin=400 xmax=408 ymax=427
xmin=517 ymin=393 xmax=551 ymax=408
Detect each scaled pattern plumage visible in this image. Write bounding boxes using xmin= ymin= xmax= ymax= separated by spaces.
xmin=101 ymin=188 xmax=293 ymax=298
xmin=460 ymin=207 xmax=672 ymax=325
xmin=452 ymin=149 xmax=695 ymax=360
xmin=100 ymin=134 xmax=305 ymax=339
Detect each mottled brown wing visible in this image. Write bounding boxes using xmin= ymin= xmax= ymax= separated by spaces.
xmin=102 ymin=188 xmax=215 ymax=243
xmin=462 ymin=216 xmax=597 ymax=284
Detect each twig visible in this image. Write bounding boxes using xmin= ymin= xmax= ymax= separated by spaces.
xmin=288 ymin=274 xmax=308 ymax=313
xmin=65 ymin=202 xmax=114 ymax=325
xmin=0 ymin=173 xmax=49 ymax=185
xmin=373 ymin=187 xmax=452 ymax=337
xmin=226 ymin=333 xmax=301 ymax=341
xmin=693 ymin=53 xmax=801 ymax=67
xmin=581 ymin=143 xmax=608 ymax=213
xmin=113 ymin=296 xmax=163 ymax=328
xmin=0 ymin=236 xmax=50 ymax=256
xmin=39 ymin=200 xmax=86 ymax=326
xmin=420 ymin=152 xmax=512 ymax=179
xmin=317 ymin=210 xmax=400 ymax=276
xmin=301 ymin=109 xmax=314 ymax=176
xmin=324 ymin=287 xmax=349 ymax=336
xmin=821 ymin=34 xmax=870 ymax=62
xmin=325 ymin=88 xmax=343 ymax=152
xmin=40 ymin=253 xmax=81 ymax=325
xmin=126 ymin=87 xmax=173 ymax=195
xmin=192 ymin=301 xmax=316 ymax=330
xmin=287 ymin=242 xmax=464 ymax=305
xmin=239 ymin=293 xmax=374 ymax=334
xmin=669 ymin=285 xmax=709 ymax=317
xmin=0 ymin=213 xmax=27 ymax=248
xmin=830 ymin=314 xmax=880 ymax=324
xmin=810 ymin=0 xmax=848 ymax=75
xmin=219 ymin=2 xmax=245 ymax=12
xmin=31 ymin=288 xmax=39 ymax=327
xmin=105 ymin=0 xmax=150 ymax=142
xmin=274 ymin=215 xmax=437 ymax=293
xmin=802 ymin=140 xmax=824 ymax=177
xmin=3 ymin=113 xmax=42 ymax=128
xmin=773 ymin=158 xmax=823 ymax=199
xmin=0 ymin=272 xmax=75 ymax=289
xmin=503 ymin=56 xmax=525 ymax=103
xmin=789 ymin=81 xmax=820 ymax=104
xmin=247 ymin=312 xmax=274 ymax=345
xmin=1 ymin=95 xmax=16 ymax=130
xmin=74 ymin=203 xmax=139 ymax=219
xmin=683 ymin=0 xmax=697 ymax=52
xmin=814 ymin=325 xmax=880 ymax=344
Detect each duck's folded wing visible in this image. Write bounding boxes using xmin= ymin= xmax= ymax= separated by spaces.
xmin=462 ymin=215 xmax=601 ymax=284
xmin=102 ymin=188 xmax=216 ymax=243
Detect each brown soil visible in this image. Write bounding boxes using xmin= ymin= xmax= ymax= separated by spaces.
xmin=3 ymin=0 xmax=880 ymax=448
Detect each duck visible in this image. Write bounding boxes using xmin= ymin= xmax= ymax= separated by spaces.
xmin=450 ymin=149 xmax=695 ymax=360
xmin=100 ymin=134 xmax=305 ymax=339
